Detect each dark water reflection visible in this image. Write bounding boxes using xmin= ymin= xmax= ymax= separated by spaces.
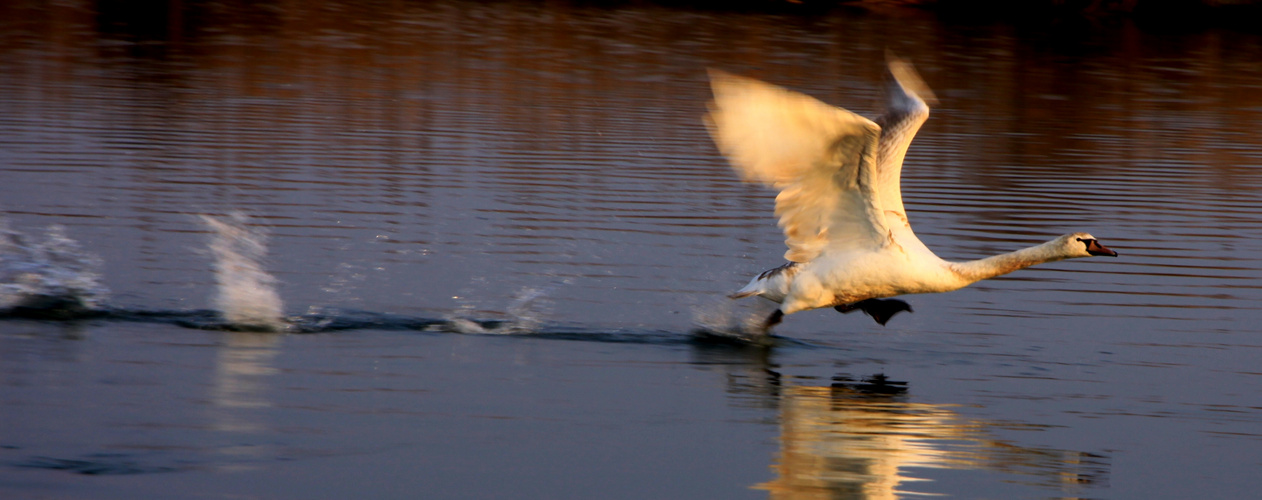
xmin=3 ymin=0 xmax=1262 ymax=499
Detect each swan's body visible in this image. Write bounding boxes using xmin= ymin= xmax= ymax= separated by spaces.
xmin=705 ymin=57 xmax=1117 ymax=331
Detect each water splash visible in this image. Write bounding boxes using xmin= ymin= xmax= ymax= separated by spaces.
xmin=690 ymin=296 xmax=777 ymax=345
xmin=445 ymin=286 xmax=552 ymax=334
xmin=201 ymin=214 xmax=286 ymax=332
xmin=0 ymin=220 xmax=108 ymax=317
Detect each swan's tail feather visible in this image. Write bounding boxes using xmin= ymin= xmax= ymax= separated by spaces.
xmin=728 ymin=289 xmax=759 ymax=300
xmin=729 ymin=262 xmax=800 ymax=302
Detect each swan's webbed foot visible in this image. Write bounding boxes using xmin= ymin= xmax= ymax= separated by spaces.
xmin=835 ymin=299 xmax=912 ymax=326
xmin=761 ymin=309 xmax=784 ymax=335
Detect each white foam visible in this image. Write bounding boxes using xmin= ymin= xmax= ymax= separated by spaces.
xmin=201 ymin=213 xmax=286 ymax=332
xmin=0 ymin=220 xmax=108 ymax=312
xmin=444 ymin=286 xmax=553 ymax=334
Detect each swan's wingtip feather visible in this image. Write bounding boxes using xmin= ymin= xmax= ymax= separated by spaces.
xmin=885 ymin=52 xmax=938 ymax=106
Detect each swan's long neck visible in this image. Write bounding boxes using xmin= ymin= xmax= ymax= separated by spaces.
xmin=947 ymin=240 xmax=1068 ymax=285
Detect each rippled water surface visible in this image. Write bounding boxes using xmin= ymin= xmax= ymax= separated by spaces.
xmin=3 ymin=1 xmax=1261 ymax=498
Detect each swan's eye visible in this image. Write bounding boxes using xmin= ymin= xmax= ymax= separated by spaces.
xmin=1076 ymin=237 xmax=1093 ymax=249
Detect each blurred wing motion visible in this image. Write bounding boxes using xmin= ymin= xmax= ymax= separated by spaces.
xmin=705 ymin=70 xmax=889 ymax=263
xmin=874 ymin=54 xmax=936 ymax=231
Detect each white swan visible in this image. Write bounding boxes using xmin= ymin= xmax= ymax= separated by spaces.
xmin=705 ymin=56 xmax=1117 ymax=331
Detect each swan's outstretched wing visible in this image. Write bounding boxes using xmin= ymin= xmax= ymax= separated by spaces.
xmin=705 ymin=70 xmax=889 ymax=263
xmin=874 ymin=55 xmax=936 ymax=229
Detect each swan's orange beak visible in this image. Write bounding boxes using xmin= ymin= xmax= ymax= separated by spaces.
xmin=1086 ymin=239 xmax=1118 ymax=257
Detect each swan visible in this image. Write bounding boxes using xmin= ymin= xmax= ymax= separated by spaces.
xmin=704 ymin=56 xmax=1117 ymax=332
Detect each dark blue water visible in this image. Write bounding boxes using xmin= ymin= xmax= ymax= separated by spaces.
xmin=3 ymin=1 xmax=1261 ymax=498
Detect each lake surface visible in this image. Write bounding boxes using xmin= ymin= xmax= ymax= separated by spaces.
xmin=3 ymin=1 xmax=1261 ymax=498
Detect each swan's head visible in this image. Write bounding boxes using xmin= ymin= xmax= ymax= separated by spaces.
xmin=1057 ymin=233 xmax=1118 ymax=258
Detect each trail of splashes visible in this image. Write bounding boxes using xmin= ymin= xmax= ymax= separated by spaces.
xmin=201 ymin=213 xmax=286 ymax=332
xmin=0 ymin=220 xmax=108 ymax=316
xmin=446 ymin=286 xmax=552 ymax=334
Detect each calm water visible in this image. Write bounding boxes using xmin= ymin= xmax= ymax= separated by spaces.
xmin=3 ymin=1 xmax=1261 ymax=498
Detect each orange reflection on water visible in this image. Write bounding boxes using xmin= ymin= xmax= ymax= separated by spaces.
xmin=756 ymin=381 xmax=1107 ymax=499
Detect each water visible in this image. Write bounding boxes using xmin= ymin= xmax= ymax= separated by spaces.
xmin=3 ymin=1 xmax=1261 ymax=498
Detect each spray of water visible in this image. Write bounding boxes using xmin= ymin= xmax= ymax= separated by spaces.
xmin=0 ymin=220 xmax=108 ymax=315
xmin=201 ymin=213 xmax=286 ymax=332
xmin=691 ymin=296 xmax=777 ymax=343
xmin=445 ymin=286 xmax=552 ymax=334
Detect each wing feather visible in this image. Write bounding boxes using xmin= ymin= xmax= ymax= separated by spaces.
xmin=705 ymin=70 xmax=888 ymax=263
xmin=874 ymin=54 xmax=935 ymax=228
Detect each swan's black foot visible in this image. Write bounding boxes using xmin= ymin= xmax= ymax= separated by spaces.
xmin=761 ymin=309 xmax=785 ymax=334
xmin=835 ymin=299 xmax=912 ymax=326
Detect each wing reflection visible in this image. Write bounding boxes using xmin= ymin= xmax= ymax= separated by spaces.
xmin=755 ymin=379 xmax=1109 ymax=499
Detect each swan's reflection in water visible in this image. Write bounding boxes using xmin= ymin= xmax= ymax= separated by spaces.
xmin=692 ymin=344 xmax=1107 ymax=499
xmin=754 ymin=379 xmax=1109 ymax=499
